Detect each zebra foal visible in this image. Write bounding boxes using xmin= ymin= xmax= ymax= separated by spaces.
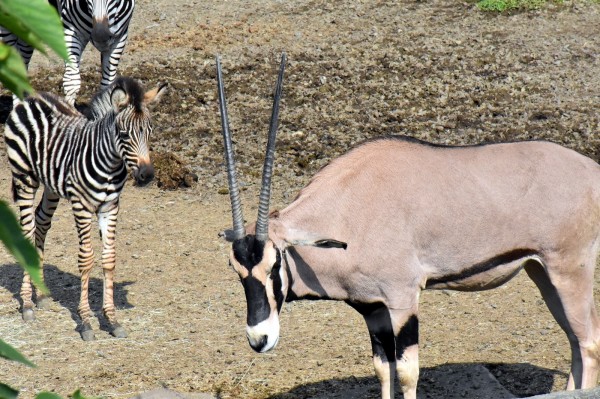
xmin=4 ymin=76 xmax=166 ymax=340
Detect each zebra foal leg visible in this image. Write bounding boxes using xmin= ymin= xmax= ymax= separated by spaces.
xmin=72 ymin=204 xmax=96 ymax=341
xmin=13 ymin=180 xmax=39 ymax=321
xmin=34 ymin=189 xmax=60 ymax=309
xmin=98 ymin=203 xmax=127 ymax=338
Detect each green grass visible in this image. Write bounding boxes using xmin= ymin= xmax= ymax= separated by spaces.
xmin=474 ymin=0 xmax=600 ymax=12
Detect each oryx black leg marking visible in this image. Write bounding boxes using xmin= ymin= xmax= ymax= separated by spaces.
xmin=349 ymin=302 xmax=396 ymax=397
xmin=396 ymin=315 xmax=419 ymax=360
xmin=393 ymin=313 xmax=420 ymax=399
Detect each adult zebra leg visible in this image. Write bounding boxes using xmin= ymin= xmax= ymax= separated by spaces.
xmin=72 ymin=202 xmax=96 ymax=341
xmin=33 ymin=189 xmax=60 ymax=309
xmin=63 ymin=30 xmax=87 ymax=106
xmin=13 ymin=179 xmax=39 ymax=321
xmin=2 ymin=34 xmax=34 ymax=106
xmin=98 ymin=202 xmax=127 ymax=338
xmin=100 ymin=36 xmax=128 ymax=89
xmin=350 ymin=302 xmax=396 ymax=399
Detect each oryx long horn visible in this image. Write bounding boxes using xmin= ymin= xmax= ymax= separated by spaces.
xmin=217 ymin=55 xmax=246 ymax=240
xmin=255 ymin=52 xmax=287 ymax=242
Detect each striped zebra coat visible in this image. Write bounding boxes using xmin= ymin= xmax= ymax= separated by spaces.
xmin=4 ymin=77 xmax=166 ymax=340
xmin=0 ymin=0 xmax=135 ymax=105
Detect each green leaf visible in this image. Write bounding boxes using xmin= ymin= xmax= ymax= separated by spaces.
xmin=0 ymin=339 xmax=36 ymax=367
xmin=0 ymin=383 xmax=19 ymax=399
xmin=0 ymin=43 xmax=34 ymax=98
xmin=72 ymin=389 xmax=93 ymax=399
xmin=0 ymin=201 xmax=47 ymax=294
xmin=0 ymin=0 xmax=68 ymax=60
xmin=35 ymin=392 xmax=64 ymax=399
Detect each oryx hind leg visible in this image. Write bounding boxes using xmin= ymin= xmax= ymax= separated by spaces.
xmin=524 ymin=256 xmax=600 ymax=389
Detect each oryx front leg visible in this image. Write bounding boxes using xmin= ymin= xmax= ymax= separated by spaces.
xmin=392 ymin=312 xmax=420 ymax=399
xmin=360 ymin=304 xmax=396 ymax=399
xmin=98 ymin=202 xmax=126 ymax=338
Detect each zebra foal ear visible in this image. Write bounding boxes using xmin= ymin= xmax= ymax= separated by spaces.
xmin=143 ymin=82 xmax=168 ymax=109
xmin=110 ymin=86 xmax=129 ymax=111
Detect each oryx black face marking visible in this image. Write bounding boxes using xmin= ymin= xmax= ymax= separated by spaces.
xmin=232 ymin=235 xmax=265 ymax=269
xmin=271 ymin=250 xmax=284 ymax=312
xmin=233 ymin=236 xmax=269 ymax=326
xmin=243 ymin=273 xmax=271 ymax=327
xmin=233 ymin=235 xmax=284 ymax=325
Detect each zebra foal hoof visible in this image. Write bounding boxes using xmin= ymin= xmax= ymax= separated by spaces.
xmin=22 ymin=308 xmax=35 ymax=321
xmin=112 ymin=325 xmax=127 ymax=339
xmin=81 ymin=327 xmax=96 ymax=341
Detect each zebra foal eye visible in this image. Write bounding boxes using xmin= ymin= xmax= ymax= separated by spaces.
xmin=119 ymin=130 xmax=129 ymax=139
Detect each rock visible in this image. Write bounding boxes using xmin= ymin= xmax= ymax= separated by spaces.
xmin=130 ymin=388 xmax=215 ymax=399
xmin=527 ymin=387 xmax=600 ymax=398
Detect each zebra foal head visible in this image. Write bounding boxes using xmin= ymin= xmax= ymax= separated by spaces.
xmin=100 ymin=77 xmax=167 ymax=186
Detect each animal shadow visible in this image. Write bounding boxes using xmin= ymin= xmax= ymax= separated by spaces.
xmin=0 ymin=262 xmax=134 ymax=334
xmin=268 ymin=362 xmax=562 ymax=399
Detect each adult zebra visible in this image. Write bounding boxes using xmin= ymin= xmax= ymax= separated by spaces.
xmin=4 ymin=76 xmax=166 ymax=340
xmin=0 ymin=0 xmax=135 ymax=105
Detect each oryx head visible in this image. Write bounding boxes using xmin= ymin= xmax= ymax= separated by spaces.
xmin=217 ymin=54 xmax=346 ymax=353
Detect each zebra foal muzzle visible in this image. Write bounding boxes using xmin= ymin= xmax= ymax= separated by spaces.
xmin=133 ymin=162 xmax=154 ymax=186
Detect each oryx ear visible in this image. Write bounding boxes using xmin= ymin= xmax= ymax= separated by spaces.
xmin=143 ymin=82 xmax=168 ymax=109
xmin=218 ymin=228 xmax=236 ymax=242
xmin=311 ymin=239 xmax=347 ymax=249
xmin=110 ymin=86 xmax=128 ymax=111
xmin=283 ymin=235 xmax=347 ymax=250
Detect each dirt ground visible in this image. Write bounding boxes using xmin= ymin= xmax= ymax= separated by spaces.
xmin=0 ymin=0 xmax=599 ymax=398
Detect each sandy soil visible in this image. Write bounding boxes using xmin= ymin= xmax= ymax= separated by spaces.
xmin=0 ymin=0 xmax=599 ymax=398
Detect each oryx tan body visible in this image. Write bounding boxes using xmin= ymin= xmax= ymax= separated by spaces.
xmin=264 ymin=138 xmax=600 ymax=398
xmin=217 ymin=55 xmax=600 ymax=399
xmin=271 ymin=138 xmax=600 ymax=301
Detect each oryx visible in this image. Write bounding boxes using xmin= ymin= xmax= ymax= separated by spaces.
xmin=217 ymin=53 xmax=600 ymax=399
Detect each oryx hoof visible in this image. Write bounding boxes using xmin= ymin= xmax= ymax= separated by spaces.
xmin=37 ymin=297 xmax=52 ymax=309
xmin=81 ymin=325 xmax=96 ymax=341
xmin=111 ymin=325 xmax=127 ymax=339
xmin=22 ymin=308 xmax=35 ymax=321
